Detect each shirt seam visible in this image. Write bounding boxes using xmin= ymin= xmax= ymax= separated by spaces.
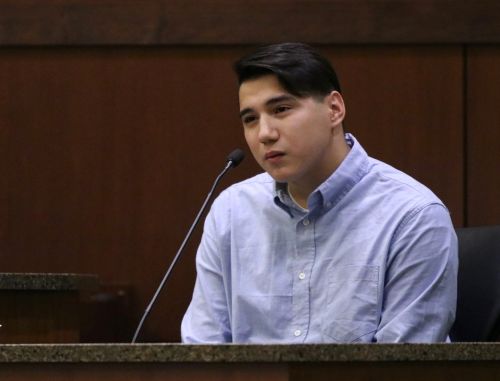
xmin=391 ymin=202 xmax=447 ymax=246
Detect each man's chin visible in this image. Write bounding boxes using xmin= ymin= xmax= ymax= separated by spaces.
xmin=265 ymin=170 xmax=292 ymax=183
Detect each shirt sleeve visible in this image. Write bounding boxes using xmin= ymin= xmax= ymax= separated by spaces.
xmin=181 ymin=197 xmax=232 ymax=343
xmin=374 ymin=203 xmax=458 ymax=342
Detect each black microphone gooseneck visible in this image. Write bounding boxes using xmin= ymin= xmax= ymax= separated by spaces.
xmin=131 ymin=149 xmax=245 ymax=343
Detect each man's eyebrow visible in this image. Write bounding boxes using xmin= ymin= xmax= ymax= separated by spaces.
xmin=239 ymin=94 xmax=297 ymax=119
xmin=265 ymin=94 xmax=296 ymax=106
xmin=239 ymin=108 xmax=253 ymax=119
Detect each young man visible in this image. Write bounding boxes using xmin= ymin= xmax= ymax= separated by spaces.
xmin=181 ymin=43 xmax=458 ymax=343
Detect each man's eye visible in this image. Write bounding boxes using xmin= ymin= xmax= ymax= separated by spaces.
xmin=274 ymin=105 xmax=290 ymax=114
xmin=242 ymin=115 xmax=257 ymax=124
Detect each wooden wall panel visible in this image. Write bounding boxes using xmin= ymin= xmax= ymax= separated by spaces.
xmin=1 ymin=1 xmax=500 ymax=45
xmin=467 ymin=47 xmax=500 ymax=226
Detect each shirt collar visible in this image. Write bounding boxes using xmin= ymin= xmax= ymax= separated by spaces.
xmin=316 ymin=133 xmax=369 ymax=210
xmin=273 ymin=133 xmax=370 ymax=216
xmin=274 ymin=182 xmax=297 ymax=218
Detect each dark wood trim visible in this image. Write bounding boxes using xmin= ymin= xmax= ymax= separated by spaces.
xmin=1 ymin=0 xmax=500 ymax=46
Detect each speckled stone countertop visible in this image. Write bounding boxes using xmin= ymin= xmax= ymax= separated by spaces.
xmin=0 ymin=273 xmax=98 ymax=291
xmin=0 ymin=343 xmax=499 ymax=363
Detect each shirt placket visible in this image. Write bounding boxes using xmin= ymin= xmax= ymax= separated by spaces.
xmin=291 ymin=215 xmax=315 ymax=341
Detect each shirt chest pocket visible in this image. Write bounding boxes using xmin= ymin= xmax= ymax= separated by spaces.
xmin=322 ymin=265 xmax=380 ymax=342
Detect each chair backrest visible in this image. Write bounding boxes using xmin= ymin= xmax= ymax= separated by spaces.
xmin=450 ymin=225 xmax=500 ymax=342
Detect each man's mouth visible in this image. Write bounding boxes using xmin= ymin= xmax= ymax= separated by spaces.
xmin=265 ymin=151 xmax=285 ymax=160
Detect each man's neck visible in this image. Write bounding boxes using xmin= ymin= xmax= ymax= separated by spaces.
xmin=287 ymin=184 xmax=309 ymax=210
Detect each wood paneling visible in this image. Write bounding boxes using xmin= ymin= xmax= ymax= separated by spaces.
xmin=290 ymin=362 xmax=500 ymax=381
xmin=0 ymin=291 xmax=79 ymax=343
xmin=467 ymin=46 xmax=500 ymax=226
xmin=0 ymin=363 xmax=288 ymax=381
xmin=1 ymin=356 xmax=500 ymax=381
xmin=1 ymin=1 xmax=500 ymax=45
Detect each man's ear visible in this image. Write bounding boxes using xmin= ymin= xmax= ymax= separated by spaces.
xmin=327 ymin=91 xmax=346 ymax=127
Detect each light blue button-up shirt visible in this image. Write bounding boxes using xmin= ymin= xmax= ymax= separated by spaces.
xmin=181 ymin=134 xmax=458 ymax=343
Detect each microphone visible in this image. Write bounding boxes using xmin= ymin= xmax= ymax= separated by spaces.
xmin=131 ymin=148 xmax=245 ymax=343
xmin=227 ymin=148 xmax=245 ymax=168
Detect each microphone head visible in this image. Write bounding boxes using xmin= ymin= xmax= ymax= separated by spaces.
xmin=227 ymin=149 xmax=245 ymax=168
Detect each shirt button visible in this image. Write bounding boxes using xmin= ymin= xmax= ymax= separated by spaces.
xmin=294 ymin=329 xmax=302 ymax=337
xmin=302 ymin=218 xmax=310 ymax=226
xmin=298 ymin=272 xmax=306 ymax=280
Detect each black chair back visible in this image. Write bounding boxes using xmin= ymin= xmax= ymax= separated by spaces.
xmin=450 ymin=225 xmax=500 ymax=341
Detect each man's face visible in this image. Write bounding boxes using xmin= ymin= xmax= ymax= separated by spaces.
xmin=238 ymin=74 xmax=345 ymax=190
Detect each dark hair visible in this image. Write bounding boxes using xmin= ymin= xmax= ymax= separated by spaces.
xmin=234 ymin=42 xmax=341 ymax=99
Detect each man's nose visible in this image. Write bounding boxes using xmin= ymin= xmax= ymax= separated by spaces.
xmin=258 ymin=115 xmax=279 ymax=143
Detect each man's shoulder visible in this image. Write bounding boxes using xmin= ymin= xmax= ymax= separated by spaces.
xmin=367 ymin=158 xmax=444 ymax=206
xmin=214 ymin=172 xmax=274 ymax=206
xmin=208 ymin=173 xmax=275 ymax=233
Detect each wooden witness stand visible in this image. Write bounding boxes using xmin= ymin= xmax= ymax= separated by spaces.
xmin=0 ymin=343 xmax=500 ymax=381
xmin=0 ymin=273 xmax=98 ymax=343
